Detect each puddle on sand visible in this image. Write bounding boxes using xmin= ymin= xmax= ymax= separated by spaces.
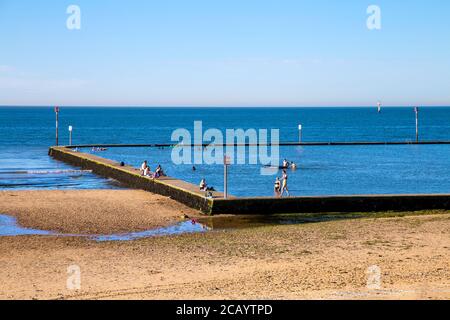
xmin=0 ymin=211 xmax=415 ymax=242
xmin=0 ymin=215 xmax=53 ymax=236
xmin=0 ymin=213 xmax=330 ymax=242
xmin=0 ymin=214 xmax=208 ymax=242
xmin=93 ymin=221 xmax=208 ymax=242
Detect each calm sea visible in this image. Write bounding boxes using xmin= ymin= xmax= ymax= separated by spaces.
xmin=1 ymin=107 xmax=449 ymax=196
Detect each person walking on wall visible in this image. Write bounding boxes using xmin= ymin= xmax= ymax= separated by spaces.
xmin=281 ymin=169 xmax=290 ymax=197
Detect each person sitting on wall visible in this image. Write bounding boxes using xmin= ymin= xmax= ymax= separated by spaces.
xmin=200 ymin=179 xmax=207 ymax=191
xmin=200 ymin=179 xmax=216 ymax=193
xmin=153 ymin=164 xmax=166 ymax=178
xmin=140 ymin=161 xmax=150 ymax=176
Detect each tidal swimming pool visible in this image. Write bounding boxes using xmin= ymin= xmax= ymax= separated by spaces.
xmin=87 ymin=144 xmax=450 ymax=197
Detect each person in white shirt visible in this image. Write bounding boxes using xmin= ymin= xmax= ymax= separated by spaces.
xmin=200 ymin=179 xmax=207 ymax=191
xmin=140 ymin=161 xmax=150 ymax=176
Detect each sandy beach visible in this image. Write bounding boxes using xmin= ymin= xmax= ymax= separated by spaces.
xmin=0 ymin=190 xmax=449 ymax=300
xmin=0 ymin=190 xmax=201 ymax=234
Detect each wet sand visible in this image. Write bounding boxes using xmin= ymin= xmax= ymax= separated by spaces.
xmin=0 ymin=190 xmax=449 ymax=300
xmin=0 ymin=190 xmax=201 ymax=234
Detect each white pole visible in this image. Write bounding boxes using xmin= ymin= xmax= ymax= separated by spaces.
xmin=224 ymin=155 xmax=229 ymax=199
xmin=55 ymin=107 xmax=59 ymax=146
xmin=69 ymin=126 xmax=73 ymax=146
xmin=224 ymin=165 xmax=228 ymax=199
xmin=415 ymin=107 xmax=419 ymax=143
xmin=298 ymin=124 xmax=302 ymax=143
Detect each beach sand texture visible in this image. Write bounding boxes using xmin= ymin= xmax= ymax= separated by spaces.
xmin=0 ymin=190 xmax=201 ymax=234
xmin=0 ymin=190 xmax=449 ymax=300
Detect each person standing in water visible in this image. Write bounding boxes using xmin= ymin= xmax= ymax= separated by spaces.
xmin=281 ymin=169 xmax=290 ymax=197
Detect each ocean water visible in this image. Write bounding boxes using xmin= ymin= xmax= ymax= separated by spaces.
xmin=1 ymin=107 xmax=449 ymax=196
xmin=0 ymin=145 xmax=125 ymax=190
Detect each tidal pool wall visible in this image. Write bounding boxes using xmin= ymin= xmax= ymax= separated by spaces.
xmin=49 ymin=146 xmax=450 ymax=215
xmin=49 ymin=147 xmax=215 ymax=213
xmin=210 ymin=195 xmax=450 ymax=215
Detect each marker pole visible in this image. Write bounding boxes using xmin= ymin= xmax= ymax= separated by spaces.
xmin=415 ymin=107 xmax=419 ymax=143
xmin=298 ymin=124 xmax=302 ymax=143
xmin=69 ymin=125 xmax=73 ymax=146
xmin=224 ymin=155 xmax=230 ymax=199
xmin=55 ymin=106 xmax=59 ymax=146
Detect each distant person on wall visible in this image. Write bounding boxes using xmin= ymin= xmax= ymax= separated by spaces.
xmin=200 ymin=179 xmax=207 ymax=191
xmin=140 ymin=161 xmax=150 ymax=176
xmin=200 ymin=179 xmax=215 ymax=197
xmin=281 ymin=169 xmax=290 ymax=197
xmin=274 ymin=177 xmax=281 ymax=197
xmin=154 ymin=164 xmax=166 ymax=178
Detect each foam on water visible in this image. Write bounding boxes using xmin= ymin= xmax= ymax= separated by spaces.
xmin=0 ymin=169 xmax=93 ymax=175
xmin=0 ymin=146 xmax=124 ymax=190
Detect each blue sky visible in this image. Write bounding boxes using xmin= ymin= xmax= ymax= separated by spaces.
xmin=0 ymin=0 xmax=449 ymax=106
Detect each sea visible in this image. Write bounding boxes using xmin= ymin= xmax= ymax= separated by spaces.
xmin=1 ymin=107 xmax=449 ymax=197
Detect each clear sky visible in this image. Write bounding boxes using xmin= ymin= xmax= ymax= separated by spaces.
xmin=0 ymin=0 xmax=449 ymax=107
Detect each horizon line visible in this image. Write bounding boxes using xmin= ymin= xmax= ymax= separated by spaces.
xmin=1 ymin=105 xmax=450 ymax=108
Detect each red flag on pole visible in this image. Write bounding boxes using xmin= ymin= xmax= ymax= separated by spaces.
xmin=55 ymin=106 xmax=60 ymax=113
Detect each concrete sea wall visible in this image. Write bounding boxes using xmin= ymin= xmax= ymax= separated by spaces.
xmin=49 ymin=147 xmax=450 ymax=215
xmin=210 ymin=194 xmax=450 ymax=215
xmin=49 ymin=147 xmax=215 ymax=214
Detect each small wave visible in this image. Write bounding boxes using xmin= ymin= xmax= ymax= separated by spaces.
xmin=0 ymin=169 xmax=92 ymax=175
xmin=0 ymin=182 xmax=82 ymax=188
